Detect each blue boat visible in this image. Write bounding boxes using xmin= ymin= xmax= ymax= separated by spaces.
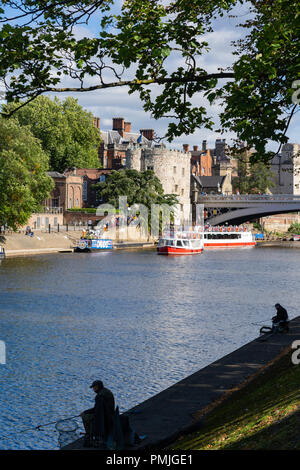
xmin=0 ymin=245 xmax=5 ymax=259
xmin=74 ymin=238 xmax=113 ymax=252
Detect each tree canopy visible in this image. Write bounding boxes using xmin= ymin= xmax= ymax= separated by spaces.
xmin=232 ymin=158 xmax=274 ymax=194
xmin=0 ymin=0 xmax=299 ymax=161
xmin=93 ymin=169 xmax=178 ymax=209
xmin=0 ymin=117 xmax=54 ymax=229
xmin=5 ymin=96 xmax=101 ymax=172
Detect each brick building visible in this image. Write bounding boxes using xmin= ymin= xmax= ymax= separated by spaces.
xmin=189 ymin=140 xmax=213 ymax=177
xmin=44 ymin=171 xmax=83 ymax=212
xmin=99 ymin=117 xmax=154 ymax=169
xmin=64 ymin=168 xmax=111 ymax=208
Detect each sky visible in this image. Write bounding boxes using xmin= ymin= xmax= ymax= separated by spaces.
xmin=3 ymin=0 xmax=299 ymax=151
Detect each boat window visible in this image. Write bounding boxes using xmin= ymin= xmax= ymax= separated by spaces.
xmin=182 ymin=240 xmax=190 ymax=247
xmin=176 ymin=240 xmax=183 ymax=247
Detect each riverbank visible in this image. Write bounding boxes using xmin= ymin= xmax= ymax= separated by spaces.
xmin=256 ymin=240 xmax=300 ymax=248
xmin=0 ymin=232 xmax=156 ymax=258
xmin=170 ymin=346 xmax=300 ymax=450
xmin=63 ymin=315 xmax=300 ymax=450
xmin=0 ymin=231 xmax=77 ymax=257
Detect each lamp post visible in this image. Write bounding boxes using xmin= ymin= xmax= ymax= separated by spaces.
xmin=192 ymin=181 xmax=199 ymax=226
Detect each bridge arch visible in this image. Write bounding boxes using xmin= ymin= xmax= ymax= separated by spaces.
xmin=200 ymin=195 xmax=300 ymax=226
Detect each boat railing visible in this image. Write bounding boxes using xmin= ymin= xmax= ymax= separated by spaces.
xmin=204 ymin=226 xmax=249 ymax=233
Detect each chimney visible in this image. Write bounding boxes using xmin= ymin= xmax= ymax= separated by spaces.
xmin=193 ymin=145 xmax=198 ymax=152
xmin=112 ymin=117 xmax=125 ymax=137
xmin=93 ymin=117 xmax=100 ymax=129
xmin=202 ymin=140 xmax=207 ymax=151
xmin=124 ymin=122 xmax=131 ymax=133
xmin=140 ymin=129 xmax=154 ymax=141
xmin=183 ymin=144 xmax=189 ymax=152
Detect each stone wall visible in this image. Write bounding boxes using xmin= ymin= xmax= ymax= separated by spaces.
xmin=262 ymin=213 xmax=300 ymax=232
xmin=126 ymin=146 xmax=191 ymax=222
xmin=271 ymin=143 xmax=300 ymax=195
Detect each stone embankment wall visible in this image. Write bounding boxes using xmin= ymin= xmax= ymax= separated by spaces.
xmin=262 ymin=213 xmax=300 ymax=232
xmin=1 ymin=231 xmax=80 ymax=257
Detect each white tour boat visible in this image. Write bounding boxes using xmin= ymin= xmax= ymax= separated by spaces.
xmin=203 ymin=226 xmax=256 ymax=248
xmin=158 ymin=231 xmax=204 ymax=255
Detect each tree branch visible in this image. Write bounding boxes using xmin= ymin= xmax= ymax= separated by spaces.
xmin=44 ymin=72 xmax=234 ymax=93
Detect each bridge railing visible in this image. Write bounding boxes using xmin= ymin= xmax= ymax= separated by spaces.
xmin=199 ymin=194 xmax=300 ymax=202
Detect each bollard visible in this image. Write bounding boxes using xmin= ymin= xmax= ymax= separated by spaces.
xmin=58 ymin=223 xmax=60 ymax=233
xmin=48 ymin=223 xmax=51 ymax=233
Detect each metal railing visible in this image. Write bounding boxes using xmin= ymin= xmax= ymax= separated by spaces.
xmin=38 ymin=207 xmax=63 ymax=214
xmin=199 ymin=194 xmax=300 ymax=202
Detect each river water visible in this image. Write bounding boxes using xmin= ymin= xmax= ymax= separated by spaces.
xmin=0 ymin=247 xmax=299 ymax=449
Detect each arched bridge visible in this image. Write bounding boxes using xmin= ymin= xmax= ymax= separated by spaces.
xmin=200 ymin=194 xmax=300 ymax=225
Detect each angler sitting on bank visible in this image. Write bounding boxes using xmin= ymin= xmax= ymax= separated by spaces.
xmin=81 ymin=380 xmax=115 ymax=448
xmin=272 ymin=303 xmax=289 ymax=330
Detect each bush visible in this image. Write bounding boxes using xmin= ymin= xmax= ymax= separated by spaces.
xmin=288 ymin=222 xmax=300 ymax=234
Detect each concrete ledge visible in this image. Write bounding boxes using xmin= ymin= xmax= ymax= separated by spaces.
xmin=5 ymin=248 xmax=73 ymax=257
xmin=256 ymin=241 xmax=300 ymax=248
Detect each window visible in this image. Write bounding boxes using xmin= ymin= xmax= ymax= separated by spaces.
xmin=173 ymin=166 xmax=177 ymax=174
xmin=100 ymin=174 xmax=106 ymax=182
xmin=175 ymin=184 xmax=178 ymax=192
xmin=181 ymin=189 xmax=184 ymax=196
xmin=54 ymin=217 xmax=58 ymax=226
xmin=176 ymin=240 xmax=183 ymax=247
xmin=182 ymin=168 xmax=185 ymax=176
xmin=51 ymin=198 xmax=59 ymax=207
xmin=83 ymin=180 xmax=88 ymax=201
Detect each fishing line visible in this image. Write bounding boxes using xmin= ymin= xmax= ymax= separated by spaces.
xmin=0 ymin=413 xmax=81 ymax=442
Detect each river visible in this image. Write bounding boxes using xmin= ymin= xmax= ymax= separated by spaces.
xmin=0 ymin=247 xmax=299 ymax=449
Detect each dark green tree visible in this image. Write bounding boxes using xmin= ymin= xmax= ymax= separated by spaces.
xmin=232 ymin=154 xmax=274 ymax=194
xmin=93 ymin=169 xmax=178 ymax=208
xmin=5 ymin=96 xmax=101 ymax=172
xmin=0 ymin=117 xmax=54 ymax=229
xmin=0 ymin=1 xmax=298 ymax=161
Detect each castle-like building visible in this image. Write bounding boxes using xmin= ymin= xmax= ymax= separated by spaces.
xmin=126 ymin=144 xmax=191 ymax=223
xmin=270 ymin=143 xmax=300 ymax=194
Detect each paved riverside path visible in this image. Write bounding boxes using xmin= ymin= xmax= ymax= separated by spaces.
xmin=64 ymin=316 xmax=300 ymax=450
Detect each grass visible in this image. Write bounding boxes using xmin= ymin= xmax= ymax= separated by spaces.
xmin=169 ymin=348 xmax=300 ymax=450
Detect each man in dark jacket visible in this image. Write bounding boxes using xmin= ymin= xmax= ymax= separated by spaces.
xmin=272 ymin=303 xmax=288 ymax=324
xmin=81 ymin=380 xmax=115 ymax=447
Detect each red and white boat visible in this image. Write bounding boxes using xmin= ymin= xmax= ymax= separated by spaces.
xmin=203 ymin=226 xmax=256 ymax=249
xmin=158 ymin=231 xmax=204 ymax=255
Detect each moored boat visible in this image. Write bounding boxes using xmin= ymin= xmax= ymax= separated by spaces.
xmin=74 ymin=238 xmax=113 ymax=252
xmin=74 ymin=229 xmax=113 ymax=252
xmin=203 ymin=226 xmax=256 ymax=248
xmin=157 ymin=231 xmax=204 ymax=255
xmin=0 ymin=245 xmax=5 ymax=259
